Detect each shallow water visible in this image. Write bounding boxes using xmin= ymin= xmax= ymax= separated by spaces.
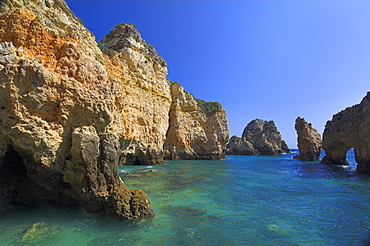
xmin=1 ymin=150 xmax=370 ymax=245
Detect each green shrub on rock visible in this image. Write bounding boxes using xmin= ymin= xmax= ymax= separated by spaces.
xmin=195 ymin=99 xmax=222 ymax=117
xmin=97 ymin=43 xmax=116 ymax=57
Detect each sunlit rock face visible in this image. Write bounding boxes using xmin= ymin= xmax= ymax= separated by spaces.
xmin=322 ymin=92 xmax=370 ymax=174
xmin=0 ymin=0 xmax=230 ymax=218
xmin=164 ymin=82 xmax=229 ymax=160
xmin=0 ymin=0 xmax=155 ymax=219
xmin=100 ymin=22 xmax=171 ymax=166
xmin=293 ymin=117 xmax=322 ymax=161
xmin=226 ymin=119 xmax=290 ymax=155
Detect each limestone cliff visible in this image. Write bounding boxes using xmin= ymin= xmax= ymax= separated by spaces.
xmin=322 ymin=92 xmax=370 ymax=174
xmin=100 ymin=22 xmax=171 ymax=166
xmin=0 ymin=0 xmax=229 ymax=218
xmin=293 ymin=117 xmax=322 ymax=161
xmin=226 ymin=119 xmax=290 ymax=155
xmin=164 ymin=82 xmax=229 ymax=160
xmin=0 ymin=0 xmax=155 ymax=219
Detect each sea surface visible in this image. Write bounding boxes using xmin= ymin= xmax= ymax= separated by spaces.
xmin=0 ymin=149 xmax=370 ymax=245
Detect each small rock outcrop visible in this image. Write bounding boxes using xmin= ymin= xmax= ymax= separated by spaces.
xmin=225 ymin=135 xmax=257 ymax=155
xmin=226 ymin=119 xmax=290 ymax=155
xmin=164 ymin=82 xmax=229 ymax=160
xmin=293 ymin=117 xmax=322 ymax=161
xmin=21 ymin=222 xmax=57 ymax=244
xmin=321 ymin=92 xmax=370 ymax=174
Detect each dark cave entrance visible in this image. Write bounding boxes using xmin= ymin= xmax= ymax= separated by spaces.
xmin=0 ymin=145 xmax=30 ymax=205
xmin=132 ymin=156 xmax=142 ymax=165
xmin=0 ymin=145 xmax=57 ymax=206
xmin=0 ymin=145 xmax=28 ymax=187
xmin=0 ymin=146 xmax=80 ymax=211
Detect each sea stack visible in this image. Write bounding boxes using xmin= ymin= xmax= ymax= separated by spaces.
xmin=321 ymin=92 xmax=370 ymax=174
xmin=164 ymin=82 xmax=229 ymax=160
xmin=0 ymin=0 xmax=229 ymax=218
xmin=293 ymin=117 xmax=322 ymax=161
xmin=226 ymin=119 xmax=290 ymax=155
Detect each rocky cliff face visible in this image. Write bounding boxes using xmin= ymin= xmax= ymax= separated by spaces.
xmin=322 ymin=92 xmax=370 ymax=174
xmin=100 ymin=22 xmax=171 ymax=166
xmin=164 ymin=82 xmax=229 ymax=160
xmin=226 ymin=119 xmax=290 ymax=155
xmin=0 ymin=0 xmax=154 ymax=219
xmin=293 ymin=117 xmax=322 ymax=161
xmin=0 ymin=0 xmax=229 ymax=218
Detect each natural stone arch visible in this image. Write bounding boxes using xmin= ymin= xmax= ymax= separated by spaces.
xmin=321 ymin=92 xmax=370 ymax=174
xmin=321 ymin=140 xmax=352 ymax=165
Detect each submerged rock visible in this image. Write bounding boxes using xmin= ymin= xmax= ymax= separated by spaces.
xmin=266 ymin=224 xmax=290 ymax=236
xmin=21 ymin=222 xmax=56 ymax=244
xmin=322 ymin=92 xmax=370 ymax=174
xmin=226 ymin=119 xmax=290 ymax=155
xmin=293 ymin=117 xmax=322 ymax=161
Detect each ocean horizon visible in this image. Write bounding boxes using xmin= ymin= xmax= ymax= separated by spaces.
xmin=0 ymin=149 xmax=369 ymax=245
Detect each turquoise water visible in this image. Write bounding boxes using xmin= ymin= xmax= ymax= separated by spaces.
xmin=1 ymin=150 xmax=370 ymax=245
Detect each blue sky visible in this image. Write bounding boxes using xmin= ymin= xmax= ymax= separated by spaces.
xmin=65 ymin=0 xmax=370 ymax=148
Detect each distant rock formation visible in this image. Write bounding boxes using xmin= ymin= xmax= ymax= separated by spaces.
xmin=164 ymin=82 xmax=229 ymax=160
xmin=225 ymin=135 xmax=258 ymax=155
xmin=321 ymin=92 xmax=370 ymax=174
xmin=0 ymin=0 xmax=229 ymax=219
xmin=293 ymin=117 xmax=322 ymax=161
xmin=226 ymin=119 xmax=290 ymax=155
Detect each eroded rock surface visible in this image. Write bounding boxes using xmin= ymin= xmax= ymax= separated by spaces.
xmin=100 ymin=22 xmax=171 ymax=166
xmin=322 ymin=92 xmax=370 ymax=174
xmin=226 ymin=119 xmax=290 ymax=155
xmin=164 ymin=82 xmax=229 ymax=160
xmin=0 ymin=2 xmax=154 ymax=219
xmin=293 ymin=117 xmax=322 ymax=161
xmin=0 ymin=0 xmax=229 ymax=218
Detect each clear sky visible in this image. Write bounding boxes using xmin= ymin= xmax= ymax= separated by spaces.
xmin=65 ymin=0 xmax=370 ymax=148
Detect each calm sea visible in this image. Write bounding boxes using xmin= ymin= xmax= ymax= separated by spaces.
xmin=1 ymin=149 xmax=370 ymax=246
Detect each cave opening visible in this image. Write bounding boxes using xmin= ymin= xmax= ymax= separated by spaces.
xmin=0 ymin=145 xmax=59 ymax=207
xmin=0 ymin=145 xmax=28 ymax=189
xmin=0 ymin=145 xmax=31 ymax=206
xmin=132 ymin=156 xmax=141 ymax=165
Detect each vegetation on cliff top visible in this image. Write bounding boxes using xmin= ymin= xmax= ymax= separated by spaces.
xmin=97 ymin=43 xmax=116 ymax=57
xmin=195 ymin=99 xmax=222 ymax=117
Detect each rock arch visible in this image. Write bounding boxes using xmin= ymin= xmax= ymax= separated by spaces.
xmin=321 ymin=140 xmax=351 ymax=165
xmin=321 ymin=92 xmax=370 ymax=174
